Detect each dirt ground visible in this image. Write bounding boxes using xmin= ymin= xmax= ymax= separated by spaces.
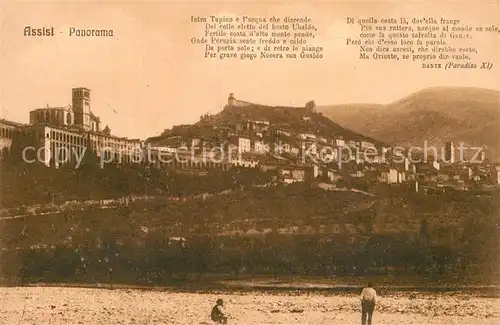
xmin=1 ymin=287 xmax=499 ymax=325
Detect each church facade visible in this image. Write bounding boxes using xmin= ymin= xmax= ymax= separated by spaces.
xmin=0 ymin=87 xmax=143 ymax=167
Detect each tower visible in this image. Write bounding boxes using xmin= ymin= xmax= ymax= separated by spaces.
xmin=444 ymin=141 xmax=455 ymax=164
xmin=72 ymin=87 xmax=91 ymax=130
xmin=479 ymin=147 xmax=486 ymax=162
xmin=228 ymin=93 xmax=236 ymax=106
xmin=305 ymin=100 xmax=316 ymax=113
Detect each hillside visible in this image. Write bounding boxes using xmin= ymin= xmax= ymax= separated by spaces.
xmin=318 ymin=87 xmax=500 ymax=161
xmin=1 ymin=183 xmax=499 ymax=284
xmin=0 ymin=159 xmax=273 ymax=209
xmin=147 ymin=98 xmax=384 ymax=146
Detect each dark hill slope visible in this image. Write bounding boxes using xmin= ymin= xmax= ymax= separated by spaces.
xmin=148 ymin=100 xmax=385 ymax=146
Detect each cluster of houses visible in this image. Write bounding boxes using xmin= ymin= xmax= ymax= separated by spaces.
xmin=147 ymin=94 xmax=500 ymax=193
xmin=1 ymin=89 xmax=498 ymax=193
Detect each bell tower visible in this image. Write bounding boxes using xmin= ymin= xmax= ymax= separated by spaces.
xmin=72 ymin=87 xmax=91 ymax=130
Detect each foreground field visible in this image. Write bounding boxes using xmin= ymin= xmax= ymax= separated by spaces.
xmin=1 ymin=287 xmax=499 ymax=325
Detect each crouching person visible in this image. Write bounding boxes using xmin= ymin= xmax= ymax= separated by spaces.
xmin=211 ymin=298 xmax=228 ymax=324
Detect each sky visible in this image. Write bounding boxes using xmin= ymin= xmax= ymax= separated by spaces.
xmin=1 ymin=0 xmax=499 ymax=139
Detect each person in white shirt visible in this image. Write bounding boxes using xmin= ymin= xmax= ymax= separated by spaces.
xmin=360 ymin=282 xmax=377 ymax=325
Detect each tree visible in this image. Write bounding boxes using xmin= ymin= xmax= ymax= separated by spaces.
xmin=190 ymin=236 xmax=212 ymax=277
xmin=419 ymin=218 xmax=430 ymax=247
xmin=9 ymin=132 xmax=35 ymax=164
xmin=81 ymin=147 xmax=98 ymax=169
xmin=1 ymin=147 xmax=10 ymax=160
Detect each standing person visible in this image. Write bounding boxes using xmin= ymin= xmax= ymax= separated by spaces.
xmin=211 ymin=298 xmax=228 ymax=324
xmin=360 ymin=282 xmax=377 ymax=325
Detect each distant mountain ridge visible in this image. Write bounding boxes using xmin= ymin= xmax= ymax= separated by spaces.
xmin=318 ymin=87 xmax=500 ymax=161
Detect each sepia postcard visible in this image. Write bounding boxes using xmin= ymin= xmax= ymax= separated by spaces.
xmin=0 ymin=1 xmax=499 ymax=324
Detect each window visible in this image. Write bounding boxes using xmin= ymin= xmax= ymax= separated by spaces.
xmin=66 ymin=113 xmax=72 ymax=125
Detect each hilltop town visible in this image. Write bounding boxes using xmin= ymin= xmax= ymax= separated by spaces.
xmin=0 ymin=87 xmax=499 ymax=285
xmin=1 ymin=88 xmax=500 ymax=198
xmin=145 ymin=93 xmax=499 ymax=194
